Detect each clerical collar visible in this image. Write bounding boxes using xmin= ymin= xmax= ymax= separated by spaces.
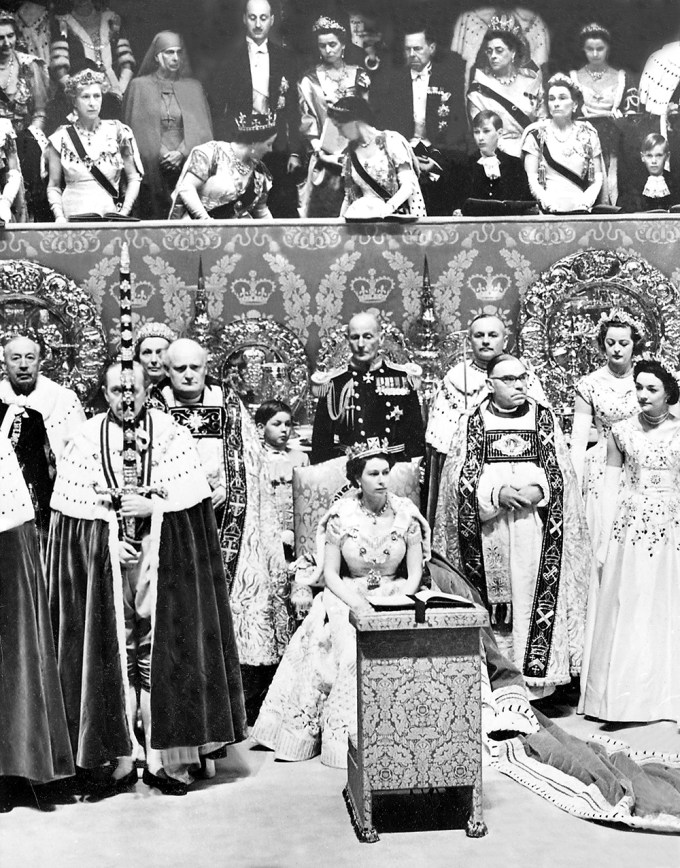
xmin=172 ymin=390 xmax=206 ymax=406
xmin=488 ymin=400 xmax=530 ymax=418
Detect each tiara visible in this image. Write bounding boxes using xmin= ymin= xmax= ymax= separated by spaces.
xmin=579 ymin=23 xmax=611 ymax=41
xmin=235 ymin=111 xmax=277 ymax=133
xmin=637 ymin=352 xmax=680 ymax=381
xmin=487 ymin=14 xmax=523 ymax=38
xmin=135 ymin=322 xmax=177 ymax=348
xmin=547 ymin=72 xmax=582 ymax=98
xmin=598 ymin=307 xmax=645 ymax=337
xmin=64 ymin=68 xmax=107 ymax=97
xmin=313 ymin=15 xmax=346 ymax=33
xmin=346 ymin=437 xmax=390 ymax=461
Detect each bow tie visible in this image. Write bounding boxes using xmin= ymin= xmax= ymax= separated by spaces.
xmin=249 ymin=44 xmax=268 ymax=55
xmin=478 ymin=155 xmax=501 ymax=179
xmin=643 ymin=175 xmax=670 ymax=198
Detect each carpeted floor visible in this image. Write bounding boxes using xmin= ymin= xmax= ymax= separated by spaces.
xmin=2 ymin=702 xmax=680 ymax=868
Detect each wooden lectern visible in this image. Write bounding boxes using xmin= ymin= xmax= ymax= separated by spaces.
xmin=344 ymin=607 xmax=489 ymax=843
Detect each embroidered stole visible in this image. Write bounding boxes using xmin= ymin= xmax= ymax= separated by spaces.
xmin=457 ymin=404 xmax=564 ymax=679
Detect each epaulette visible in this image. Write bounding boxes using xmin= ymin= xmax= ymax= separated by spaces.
xmin=384 ymin=360 xmax=423 ymax=389
xmin=311 ymin=365 xmax=348 ymax=397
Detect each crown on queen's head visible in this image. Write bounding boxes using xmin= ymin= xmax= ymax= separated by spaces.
xmin=235 ymin=111 xmax=277 ymax=134
xmin=598 ymin=307 xmax=645 ymax=337
xmin=346 ymin=437 xmax=391 ymax=461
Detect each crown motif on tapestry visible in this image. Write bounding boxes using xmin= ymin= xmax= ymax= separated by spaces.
xmin=468 ymin=266 xmax=511 ymax=301
xmin=235 ymin=111 xmax=277 ymax=134
xmin=230 ymin=270 xmax=276 ymax=306
xmin=350 ymin=269 xmax=394 ymax=304
xmin=313 ymin=15 xmax=346 ymax=33
xmin=346 ymin=436 xmax=391 ymax=461
xmin=598 ymin=307 xmax=645 ymax=338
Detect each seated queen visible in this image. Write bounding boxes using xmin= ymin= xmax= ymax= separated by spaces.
xmin=169 ymin=111 xmax=277 ymax=220
xmin=250 ymin=439 xmax=428 ymax=768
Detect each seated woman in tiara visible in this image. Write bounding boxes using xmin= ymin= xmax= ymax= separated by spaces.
xmin=327 ymin=95 xmax=426 ymax=220
xmin=169 ymin=112 xmax=276 ymax=220
xmin=46 ymin=68 xmax=142 ymax=222
xmin=251 ymin=439 xmax=539 ymax=767
xmin=522 ymin=73 xmax=604 ymax=213
xmin=569 ymin=23 xmax=638 ymax=206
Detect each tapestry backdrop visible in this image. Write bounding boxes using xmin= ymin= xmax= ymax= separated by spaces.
xmin=4 ymin=217 xmax=680 ymax=362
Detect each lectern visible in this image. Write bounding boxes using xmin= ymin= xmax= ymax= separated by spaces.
xmin=344 ymin=607 xmax=489 ymax=842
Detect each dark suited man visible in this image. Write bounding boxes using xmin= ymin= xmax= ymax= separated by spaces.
xmin=210 ymin=0 xmax=302 ymax=216
xmin=378 ymin=25 xmax=469 ymax=215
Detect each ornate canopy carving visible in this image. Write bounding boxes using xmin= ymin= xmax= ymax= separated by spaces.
xmin=206 ymin=311 xmax=309 ymax=418
xmin=517 ymin=249 xmax=680 ymax=415
xmin=0 ymin=259 xmax=107 ymax=405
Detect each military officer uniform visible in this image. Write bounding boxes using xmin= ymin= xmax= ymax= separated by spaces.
xmin=310 ymin=359 xmax=425 ymax=465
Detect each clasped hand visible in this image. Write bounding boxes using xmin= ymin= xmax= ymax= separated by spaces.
xmin=499 ymin=484 xmax=543 ymax=510
xmin=119 ymin=493 xmax=153 ymax=518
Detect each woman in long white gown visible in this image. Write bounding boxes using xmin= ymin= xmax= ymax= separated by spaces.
xmin=581 ymin=357 xmax=680 ymax=723
xmin=570 ymin=308 xmax=644 ymax=543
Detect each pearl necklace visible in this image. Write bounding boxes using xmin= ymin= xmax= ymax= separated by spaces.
xmin=0 ymin=53 xmax=15 ymax=75
xmin=359 ymin=497 xmax=389 ymax=525
xmin=606 ymin=364 xmax=632 ymax=379
xmin=641 ymin=409 xmax=670 ymax=427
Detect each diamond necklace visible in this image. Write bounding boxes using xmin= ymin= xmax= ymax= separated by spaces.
xmin=359 ymin=496 xmax=389 ymax=524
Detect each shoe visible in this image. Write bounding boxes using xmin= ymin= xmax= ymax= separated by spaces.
xmin=142 ymin=768 xmax=188 ymax=796
xmin=0 ymin=778 xmax=13 ymax=813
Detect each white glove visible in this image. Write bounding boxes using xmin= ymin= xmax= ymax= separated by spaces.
xmin=0 ymin=197 xmax=12 ymax=224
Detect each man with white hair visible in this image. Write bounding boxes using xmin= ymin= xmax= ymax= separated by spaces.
xmin=0 ymin=334 xmax=86 ymax=462
xmin=311 ymin=311 xmax=425 ymax=464
xmin=162 ymin=338 xmax=289 ymax=723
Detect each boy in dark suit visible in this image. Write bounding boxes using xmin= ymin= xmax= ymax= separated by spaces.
xmin=458 ymin=110 xmax=531 ymax=212
xmin=619 ymin=133 xmax=680 ymax=212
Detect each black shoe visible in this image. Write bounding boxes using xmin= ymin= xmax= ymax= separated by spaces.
xmin=88 ymin=767 xmax=139 ymax=802
xmin=142 ymin=768 xmax=187 ymax=796
xmin=0 ymin=778 xmax=14 ymax=813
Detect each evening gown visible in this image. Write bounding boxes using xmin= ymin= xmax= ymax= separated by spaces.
xmin=251 ymin=493 xmax=422 ymax=768
xmin=582 ymin=416 xmax=680 ymax=723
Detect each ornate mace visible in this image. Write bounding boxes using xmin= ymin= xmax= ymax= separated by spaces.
xmin=95 ymin=241 xmax=167 ymax=541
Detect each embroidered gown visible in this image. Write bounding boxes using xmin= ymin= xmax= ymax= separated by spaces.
xmin=48 ymin=120 xmax=142 ymax=217
xmin=574 ymin=367 xmax=638 ymax=543
xmin=340 ymin=129 xmax=426 ymax=217
xmin=467 ymin=67 xmax=545 ymax=158
xmin=251 ymin=493 xmax=423 ymax=768
xmin=522 ymin=119 xmax=602 ymax=212
xmin=581 ymin=416 xmax=680 ymax=724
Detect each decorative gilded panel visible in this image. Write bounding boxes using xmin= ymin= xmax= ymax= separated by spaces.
xmin=518 ymin=249 xmax=680 ymax=419
xmin=0 ymin=258 xmax=106 ymax=404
